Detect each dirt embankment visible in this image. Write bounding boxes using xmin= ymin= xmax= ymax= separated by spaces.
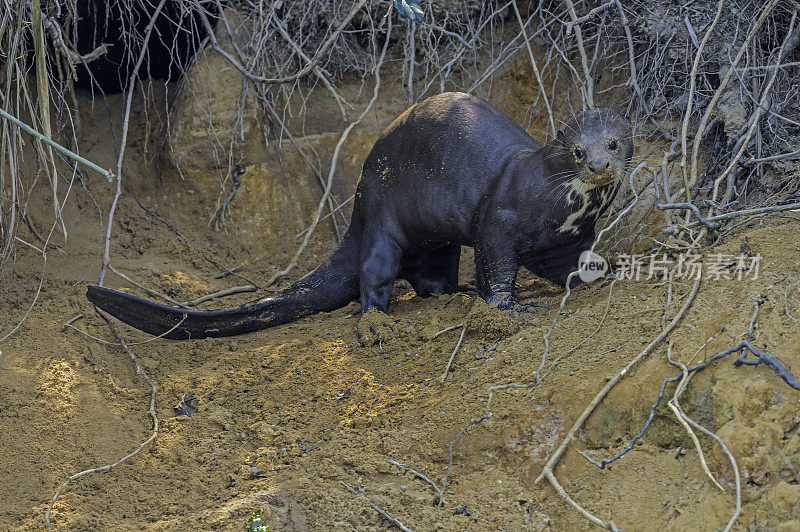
xmin=1 ymin=57 xmax=799 ymax=532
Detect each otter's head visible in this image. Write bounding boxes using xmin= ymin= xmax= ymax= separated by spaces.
xmin=550 ymin=109 xmax=633 ymax=187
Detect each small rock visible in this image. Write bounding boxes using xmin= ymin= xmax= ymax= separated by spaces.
xmin=355 ymin=309 xmax=398 ymax=347
xmin=738 ymin=237 xmax=753 ymax=256
xmin=174 ymin=393 xmax=200 ymax=416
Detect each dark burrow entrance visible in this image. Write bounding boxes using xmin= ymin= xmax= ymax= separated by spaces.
xmin=71 ymin=0 xmax=215 ymax=94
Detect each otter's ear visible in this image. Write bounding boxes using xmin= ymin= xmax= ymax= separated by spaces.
xmin=623 ymin=115 xmax=632 ymax=125
xmin=556 ymin=129 xmax=566 ymax=144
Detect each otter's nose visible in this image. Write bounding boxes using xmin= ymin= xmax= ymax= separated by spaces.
xmin=588 ymin=159 xmax=610 ymax=173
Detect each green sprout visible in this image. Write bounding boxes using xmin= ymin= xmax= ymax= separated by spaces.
xmin=245 ymin=510 xmax=269 ymax=532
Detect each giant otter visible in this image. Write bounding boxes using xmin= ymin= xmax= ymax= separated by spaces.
xmin=87 ymin=92 xmax=633 ymax=339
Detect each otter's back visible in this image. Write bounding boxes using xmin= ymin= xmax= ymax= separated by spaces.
xmin=353 ymin=92 xmax=542 ymax=243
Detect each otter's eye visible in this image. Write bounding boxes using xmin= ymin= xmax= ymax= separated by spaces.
xmin=607 ymin=139 xmax=618 ymax=151
xmin=573 ymin=147 xmax=585 ymax=160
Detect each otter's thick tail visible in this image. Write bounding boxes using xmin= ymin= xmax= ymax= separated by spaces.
xmin=87 ymin=232 xmax=360 ymax=340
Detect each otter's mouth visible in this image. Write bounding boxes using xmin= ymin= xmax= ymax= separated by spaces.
xmin=583 ymin=170 xmax=618 ymax=186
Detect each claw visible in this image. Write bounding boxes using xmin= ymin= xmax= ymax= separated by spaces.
xmin=486 ymin=292 xmax=537 ymax=314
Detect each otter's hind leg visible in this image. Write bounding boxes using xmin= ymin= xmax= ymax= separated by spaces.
xmin=401 ymin=245 xmax=460 ymax=297
xmin=359 ymin=234 xmax=403 ymax=313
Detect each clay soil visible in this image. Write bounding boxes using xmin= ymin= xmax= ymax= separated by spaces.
xmin=1 ymin=87 xmax=799 ymax=532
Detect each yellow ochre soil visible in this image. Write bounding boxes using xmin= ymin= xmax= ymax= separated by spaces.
xmin=1 ymin=91 xmax=799 ymax=532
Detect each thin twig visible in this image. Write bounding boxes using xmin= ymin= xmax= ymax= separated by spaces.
xmin=535 ymin=277 xmax=702 ymax=521
xmin=688 ymin=0 xmax=780 ymax=192
xmin=210 ymin=166 xmax=245 ymax=230
xmin=666 ymin=342 xmax=724 ymax=491
xmin=512 ymin=0 xmax=556 ymax=137
xmin=712 ymin=9 xmax=797 ymax=205
xmin=0 ymin=107 xmax=114 ymax=181
xmin=98 ymin=0 xmax=169 ymax=286
xmin=672 ymin=400 xmax=741 ymax=532
xmin=440 ymin=322 xmax=468 ymax=383
xmin=46 ymin=313 xmax=158 ymax=531
xmin=536 ymin=161 xmax=649 ymax=383
xmin=432 ymin=321 xmax=466 ymax=339
xmin=262 ymin=13 xmax=392 ymax=288
xmin=679 ymin=0 xmax=724 ymax=206
xmin=664 ymin=201 xmax=800 ymax=235
xmin=563 ymin=0 xmax=595 ymax=108
xmin=341 ymin=481 xmax=413 ymax=532
xmin=582 ymin=300 xmax=798 ymax=481
xmin=213 ymin=266 xmax=242 ymax=279
xmin=108 ymin=265 xmax=190 ymax=309
xmin=60 ymin=313 xmax=83 ymax=332
xmin=566 ymin=0 xmax=615 ymax=34
xmin=64 ymin=314 xmax=187 ymax=347
xmin=46 ymin=8 xmax=167 ymax=524
xmin=744 ymin=147 xmax=800 ymax=165
xmin=192 ymin=0 xmax=369 ymax=85
xmin=181 ymin=285 xmax=257 ymax=307
xmin=386 ymin=459 xmax=441 ymax=493
xmin=295 ymin=194 xmax=354 ymax=239
xmin=656 ymin=201 xmax=719 ymax=231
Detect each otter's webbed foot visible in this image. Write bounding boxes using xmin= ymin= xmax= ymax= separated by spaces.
xmin=485 ymin=292 xmax=536 ymax=314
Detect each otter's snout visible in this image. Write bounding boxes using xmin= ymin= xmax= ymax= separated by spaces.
xmin=588 ymin=159 xmax=610 ymax=173
xmin=584 ymin=158 xmax=616 ymax=186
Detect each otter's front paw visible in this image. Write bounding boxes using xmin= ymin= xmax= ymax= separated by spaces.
xmin=485 ymin=292 xmax=535 ymax=314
